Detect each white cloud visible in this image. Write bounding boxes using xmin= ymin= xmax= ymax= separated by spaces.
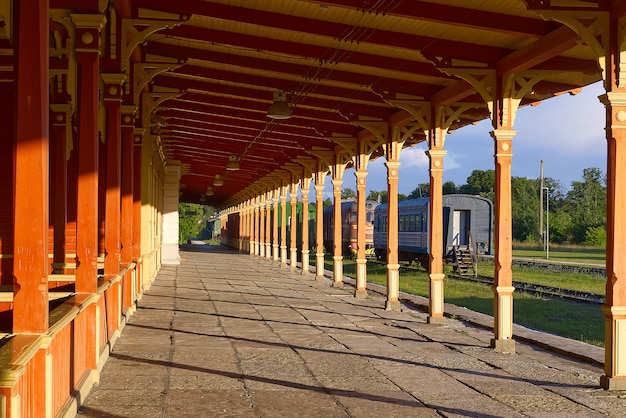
xmin=399 ymin=144 xmax=429 ymax=168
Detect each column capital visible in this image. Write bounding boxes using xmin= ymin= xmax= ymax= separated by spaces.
xmin=101 ymin=73 xmax=126 ymax=102
xmin=71 ymin=14 xmax=106 ymax=53
xmin=490 ymin=129 xmax=517 ymax=141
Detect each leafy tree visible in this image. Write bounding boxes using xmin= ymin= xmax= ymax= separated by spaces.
xmin=368 ymin=190 xmax=387 ymax=203
xmin=443 ymin=181 xmax=458 ymax=195
xmin=408 ymin=183 xmax=429 ymax=199
xmin=547 ymin=209 xmax=574 ymax=244
xmin=179 ymin=202 xmax=205 ymax=243
xmin=341 ymin=188 xmax=356 ymax=199
xmin=511 ymin=177 xmax=540 ymax=241
xmin=565 ymin=167 xmax=606 ymax=242
xmin=459 ymin=169 xmax=495 ymax=201
xmin=584 ymin=226 xmax=606 ymax=247
xmin=323 ymin=198 xmax=332 ymax=208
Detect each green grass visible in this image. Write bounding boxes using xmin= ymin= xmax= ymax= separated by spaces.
xmin=512 ymin=243 xmax=605 ymax=265
xmin=322 ymin=257 xmax=605 ymax=347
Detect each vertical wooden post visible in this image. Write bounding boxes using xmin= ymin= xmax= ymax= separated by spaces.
xmin=280 ymin=185 xmax=288 ymax=265
xmin=272 ymin=190 xmax=280 ymax=262
xmin=301 ymin=177 xmax=311 ymax=274
xmin=73 ymin=14 xmax=105 ymax=294
xmin=132 ymin=129 xmax=144 ymax=261
xmin=259 ymin=196 xmax=266 ymax=258
xmin=315 ymin=168 xmax=327 ymax=279
xmin=385 ymin=133 xmax=401 ymax=310
xmin=600 ymin=91 xmax=626 ymax=389
xmin=265 ymin=191 xmax=272 ymax=259
xmin=120 ymin=107 xmax=135 ymax=265
xmin=289 ymin=184 xmax=299 ymax=271
xmin=50 ymin=105 xmax=71 ymax=274
xmin=427 ymin=111 xmax=447 ymax=323
xmin=13 ymin=0 xmax=49 ymax=333
xmin=354 ymin=169 xmax=368 ymax=297
xmin=491 ymin=128 xmax=516 ymax=353
xmin=102 ymin=74 xmax=125 ymax=276
xmin=331 ymin=168 xmax=344 ymax=287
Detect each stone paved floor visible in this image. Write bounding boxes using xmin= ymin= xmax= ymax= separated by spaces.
xmin=77 ymin=245 xmax=626 ymax=417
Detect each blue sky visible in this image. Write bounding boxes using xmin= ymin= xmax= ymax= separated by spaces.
xmin=329 ymin=81 xmax=607 ymax=198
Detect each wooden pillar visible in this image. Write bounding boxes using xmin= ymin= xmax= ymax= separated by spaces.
xmin=259 ymin=196 xmax=266 ymax=258
xmin=272 ymin=189 xmax=280 ymax=262
xmin=50 ymin=105 xmax=71 ymax=274
xmin=252 ymin=197 xmax=259 ymax=256
xmin=73 ymin=14 xmax=105 ymax=294
xmin=600 ymin=91 xmax=626 ymax=389
xmin=331 ymin=168 xmax=344 ymax=287
xmin=132 ymin=129 xmax=143 ymax=261
xmin=301 ymin=177 xmax=311 ymax=275
xmin=246 ymin=201 xmax=253 ymax=255
xmin=385 ymin=133 xmax=402 ymax=311
xmin=491 ymin=128 xmax=516 ymax=353
xmin=315 ymin=169 xmax=327 ymax=279
xmin=289 ymin=184 xmax=298 ymax=271
xmin=280 ymin=185 xmax=288 ymax=266
xmin=427 ymin=112 xmax=447 ymax=323
xmin=265 ymin=191 xmax=272 ymax=260
xmin=102 ymin=74 xmax=125 ymax=276
xmin=120 ymin=107 xmax=135 ymax=265
xmin=13 ymin=0 xmax=49 ymax=333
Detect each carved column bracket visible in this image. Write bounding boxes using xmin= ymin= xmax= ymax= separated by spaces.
xmin=121 ymin=17 xmax=188 ymax=71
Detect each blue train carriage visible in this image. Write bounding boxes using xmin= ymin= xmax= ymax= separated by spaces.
xmin=373 ymin=194 xmax=493 ymax=270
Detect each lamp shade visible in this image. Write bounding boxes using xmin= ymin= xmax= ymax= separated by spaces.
xmin=267 ymin=91 xmax=292 ymax=119
xmin=226 ymin=155 xmax=240 ymax=171
xmin=213 ymin=174 xmax=223 ymax=187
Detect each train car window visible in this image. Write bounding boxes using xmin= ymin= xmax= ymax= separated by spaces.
xmin=399 ymin=215 xmax=404 ymax=232
xmin=367 ymin=212 xmax=373 ymax=223
xmin=417 ymin=213 xmax=422 ymax=232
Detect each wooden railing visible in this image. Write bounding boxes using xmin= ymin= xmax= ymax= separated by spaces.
xmin=0 ymin=258 xmax=145 ymax=417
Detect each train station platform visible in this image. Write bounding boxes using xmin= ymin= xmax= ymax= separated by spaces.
xmin=76 ymin=244 xmax=625 ymax=417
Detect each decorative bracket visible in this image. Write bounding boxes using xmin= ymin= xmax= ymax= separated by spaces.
xmin=133 ymin=60 xmax=185 ymax=103
xmin=121 ymin=17 xmax=188 ymax=71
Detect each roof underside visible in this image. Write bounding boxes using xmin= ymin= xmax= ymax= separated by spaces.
xmin=59 ymin=0 xmax=608 ymax=209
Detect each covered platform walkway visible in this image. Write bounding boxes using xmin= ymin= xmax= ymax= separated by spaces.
xmin=78 ymin=246 xmax=624 ymax=417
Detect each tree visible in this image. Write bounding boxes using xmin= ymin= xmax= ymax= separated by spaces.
xmin=459 ymin=169 xmax=495 ymax=201
xmin=408 ymin=183 xmax=429 ymax=199
xmin=565 ymin=167 xmax=606 ymax=243
xmin=179 ymin=202 xmax=205 ymax=243
xmin=341 ymin=187 xmax=356 ymax=199
xmin=443 ymin=181 xmax=458 ymax=195
xmin=368 ymin=190 xmax=387 ymax=203
xmin=511 ymin=177 xmax=540 ymax=241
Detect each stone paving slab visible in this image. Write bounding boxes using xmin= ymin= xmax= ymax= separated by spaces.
xmin=78 ymin=245 xmax=626 ymax=417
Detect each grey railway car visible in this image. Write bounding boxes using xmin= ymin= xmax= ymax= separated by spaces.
xmin=373 ymin=194 xmax=493 ymax=268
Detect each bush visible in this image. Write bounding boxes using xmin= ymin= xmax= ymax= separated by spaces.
xmin=583 ymin=226 xmax=606 ymax=247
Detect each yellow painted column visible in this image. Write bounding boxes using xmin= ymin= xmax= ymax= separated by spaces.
xmin=315 ymin=179 xmax=326 ymax=279
xmin=280 ymin=185 xmax=288 ymax=266
xmin=272 ymin=189 xmax=280 ymax=262
xmin=600 ymin=92 xmax=626 ymax=389
xmin=427 ymin=147 xmax=447 ymax=324
xmin=301 ymin=178 xmax=311 ymax=275
xmin=253 ymin=198 xmax=260 ymax=256
xmin=491 ymin=128 xmax=516 ymax=353
xmin=265 ymin=192 xmax=272 ymax=259
xmin=355 ymin=170 xmax=368 ymax=298
xmin=385 ymin=158 xmax=401 ymax=311
xmin=332 ymin=176 xmax=344 ymax=287
xmin=259 ymin=196 xmax=266 ymax=258
xmin=247 ymin=201 xmax=254 ymax=255
xmin=289 ymin=185 xmax=298 ymax=271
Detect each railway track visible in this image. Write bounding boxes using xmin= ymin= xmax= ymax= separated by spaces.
xmin=369 ymin=260 xmax=606 ymax=305
xmin=450 ymin=273 xmax=605 ymax=305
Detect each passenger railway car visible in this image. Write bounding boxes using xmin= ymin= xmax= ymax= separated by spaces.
xmin=373 ymin=194 xmax=493 ymax=267
xmin=323 ymin=199 xmax=380 ymax=258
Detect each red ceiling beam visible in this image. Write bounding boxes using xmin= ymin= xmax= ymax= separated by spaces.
xmin=305 ymin=0 xmax=556 ymax=37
